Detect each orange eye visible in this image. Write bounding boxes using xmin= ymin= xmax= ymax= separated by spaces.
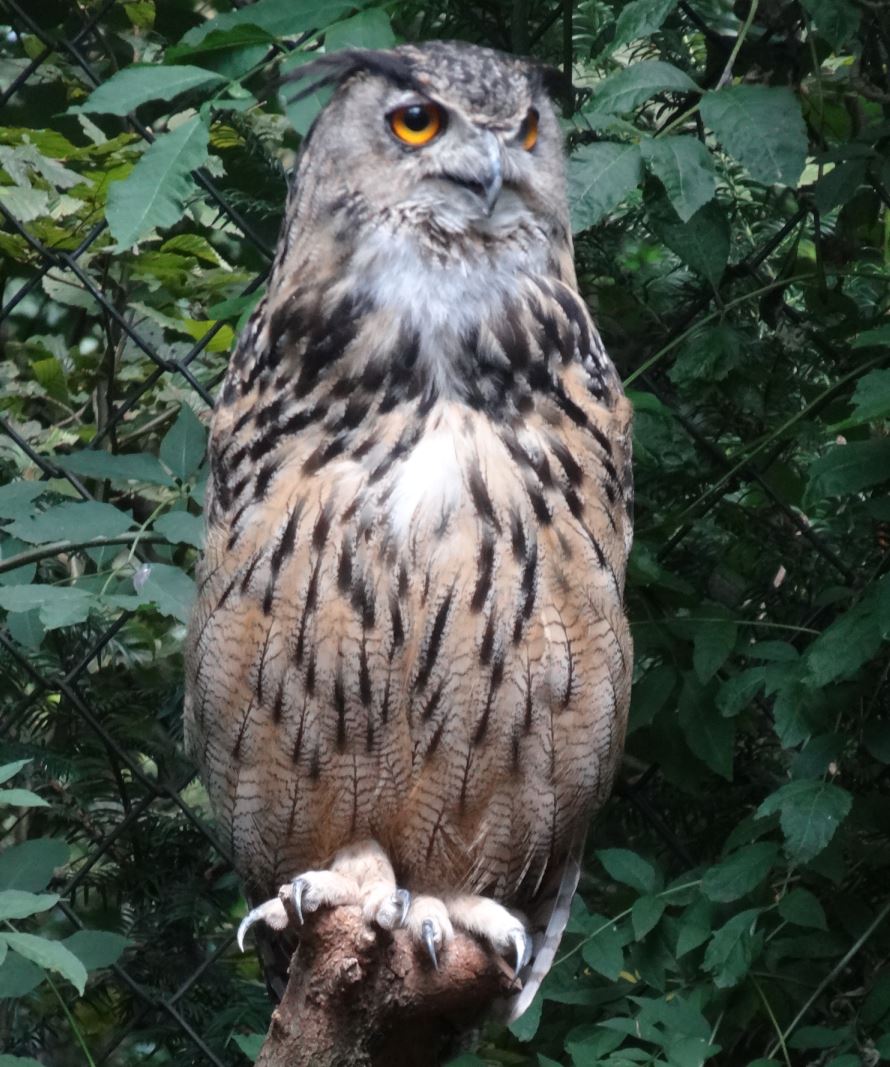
xmin=388 ymin=103 xmax=443 ymax=147
xmin=519 ymin=108 xmax=539 ymax=151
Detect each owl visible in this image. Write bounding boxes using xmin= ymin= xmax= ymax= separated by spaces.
xmin=184 ymin=40 xmax=633 ymax=1022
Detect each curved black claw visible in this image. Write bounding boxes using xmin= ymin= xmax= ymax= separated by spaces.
xmin=421 ymin=918 xmax=439 ymax=970
xmin=236 ymin=907 xmax=261 ymax=952
xmin=291 ymin=877 xmax=308 ymax=925
xmin=509 ymin=928 xmax=532 ymax=972
xmin=393 ymin=888 xmax=411 ymax=927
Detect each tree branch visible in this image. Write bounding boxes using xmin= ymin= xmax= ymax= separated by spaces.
xmin=255 ymin=894 xmax=520 ymax=1067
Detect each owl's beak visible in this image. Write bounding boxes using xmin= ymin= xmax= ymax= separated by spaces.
xmin=440 ymin=133 xmax=503 ymax=216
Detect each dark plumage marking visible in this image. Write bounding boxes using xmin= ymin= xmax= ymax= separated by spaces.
xmin=303 ymin=434 xmax=347 ymax=475
xmin=426 ymin=718 xmax=446 ymax=759
xmin=352 ymin=581 xmax=375 ymax=630
xmin=312 ymin=502 xmax=332 ymax=551
xmin=308 ymin=745 xmax=321 ymax=780
xmin=415 ymin=588 xmax=453 ymax=691
xmin=528 ymin=486 xmax=552 ymax=525
xmin=280 ymin=405 xmax=327 ymax=437
xmin=337 ymin=537 xmax=352 ymax=591
xmin=468 ymin=468 xmax=500 ymax=531
xmin=514 ymin=542 xmax=538 ymax=643
xmin=470 ymin=534 xmax=495 ymax=612
xmin=390 ymin=594 xmax=404 ymax=649
xmin=359 ymin=641 xmax=372 ymax=707
xmin=334 ymin=397 xmax=370 ymax=432
xmin=422 ymin=681 xmax=444 ymax=721
xmin=352 ymin=434 xmax=377 ymax=460
xmin=294 ymin=556 xmax=322 ymax=665
xmin=473 ymin=652 xmax=504 ymax=745
xmin=253 ymin=462 xmax=275 ymax=500
xmin=239 ymin=553 xmax=262 ymax=596
xmin=550 ymin=438 xmax=584 ymax=486
xmin=231 ymin=699 xmax=254 ymax=761
xmin=510 ymin=508 xmax=527 ymax=561
xmin=264 ymin=503 xmax=303 ymax=613
xmin=334 ymin=671 xmax=347 ymax=751
xmin=272 ymin=679 xmax=286 ymax=724
xmin=479 ymin=612 xmax=496 ymax=666
xmin=564 ymin=487 xmax=584 ymax=520
xmin=553 ymin=385 xmax=589 ymax=429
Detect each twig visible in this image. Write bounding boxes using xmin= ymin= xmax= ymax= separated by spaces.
xmin=0 ymin=533 xmax=166 ymax=576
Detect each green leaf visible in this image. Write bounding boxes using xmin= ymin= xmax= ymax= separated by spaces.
xmin=596 ymin=849 xmax=659 ymax=894
xmin=806 ymin=440 xmax=890 ymax=503
xmin=0 ymin=482 xmax=45 ymax=520
xmin=106 ymin=115 xmax=210 ymax=248
xmin=568 ymin=143 xmax=642 ymax=232
xmin=0 ymin=891 xmax=59 ymax=920
xmin=165 ymin=26 xmax=276 ymax=80
xmin=845 ymin=369 xmax=890 ymax=425
xmin=154 ymin=511 xmax=204 ymax=548
xmin=631 ymin=895 xmax=666 ymax=939
xmin=788 ymin=1025 xmax=847 ymax=1050
xmin=641 ymin=136 xmax=716 ymax=223
xmin=324 ymin=9 xmax=395 ymax=50
xmin=701 ymin=843 xmax=779 ymax=902
xmin=645 ymin=187 xmax=729 ymax=284
xmin=0 ymin=839 xmax=68 ymax=892
xmin=0 ymin=586 xmax=96 ymax=630
xmin=71 ymin=64 xmax=226 ymax=115
xmin=62 ymin=930 xmax=129 ymax=970
xmin=702 ymin=908 xmax=761 ymax=988
xmin=181 ymin=0 xmax=354 ymax=46
xmin=0 ymin=1055 xmax=46 ymax=1066
xmin=580 ymin=915 xmax=625 ymax=980
xmin=159 ymin=404 xmax=207 ymax=481
xmin=778 ymin=887 xmax=828 ymax=930
xmin=0 ymin=759 xmax=31 ymax=785
xmin=591 ymin=61 xmax=697 ymax=115
xmin=801 ymin=0 xmax=860 ymax=49
xmin=861 ymin=970 xmax=890 ymax=1027
xmin=678 ymin=676 xmax=735 ymax=780
xmin=852 ymin=325 xmax=890 ymax=350
xmin=4 ymin=500 xmax=133 ymax=545
xmin=717 ymin=668 xmax=766 ymax=717
xmin=2 ymin=932 xmax=87 ymax=995
xmin=612 ymin=0 xmax=678 ymax=50
xmin=692 ymin=612 xmax=737 ymax=682
xmin=55 ymin=450 xmax=174 ymax=487
xmin=676 ymin=897 xmax=713 ymax=957
xmin=232 ymin=1033 xmax=265 ymax=1061
xmin=136 ymin=562 xmax=196 ymax=622
xmin=756 ymin=779 xmax=852 ymax=863
xmin=0 ymin=789 xmax=48 ymax=808
xmin=700 ymin=85 xmax=807 ymax=187
xmin=0 ymin=953 xmax=44 ymax=999
xmin=804 ymin=593 xmax=884 ymax=687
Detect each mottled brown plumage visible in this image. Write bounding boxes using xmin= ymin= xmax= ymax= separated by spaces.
xmin=184 ymin=40 xmax=632 ymax=1018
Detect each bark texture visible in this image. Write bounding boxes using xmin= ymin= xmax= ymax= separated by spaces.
xmin=254 ymin=890 xmax=520 ymax=1067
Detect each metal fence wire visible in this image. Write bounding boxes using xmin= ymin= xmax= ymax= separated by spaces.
xmin=0 ymin=2 xmax=883 ymax=1066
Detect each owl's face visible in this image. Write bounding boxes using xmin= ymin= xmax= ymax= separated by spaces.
xmin=292 ymin=43 xmax=570 ymax=264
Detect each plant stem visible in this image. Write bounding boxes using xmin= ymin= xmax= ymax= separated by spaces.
xmin=0 ymin=533 xmax=166 ymax=576
xmin=718 ymin=0 xmax=760 ymax=88
xmin=752 ymin=975 xmax=792 ymax=1067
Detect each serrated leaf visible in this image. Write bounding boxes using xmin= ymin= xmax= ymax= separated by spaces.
xmin=844 ymin=369 xmax=890 ymax=425
xmin=700 ymin=85 xmax=807 ymax=187
xmin=806 ymin=440 xmax=890 ymax=503
xmin=701 ymin=843 xmax=779 ymax=902
xmin=62 ymin=930 xmax=129 ymax=970
xmin=692 ymin=612 xmax=737 ymax=682
xmin=592 ymin=61 xmax=697 ymax=115
xmin=55 ymin=450 xmax=174 ymax=487
xmin=612 ymin=0 xmax=679 ymax=50
xmin=0 ymin=586 xmax=96 ymax=630
xmin=0 ymin=789 xmax=48 ymax=808
xmin=136 ymin=562 xmax=196 ymax=623
xmin=717 ymin=668 xmax=766 ymax=717
xmin=106 ymin=116 xmax=210 ymax=248
xmin=645 ymin=186 xmax=729 ymax=284
xmin=4 ymin=500 xmax=133 ymax=545
xmin=702 ymin=908 xmax=761 ymax=988
xmin=804 ymin=593 xmax=884 ymax=687
xmin=801 ymin=0 xmax=860 ymax=49
xmin=632 ymin=895 xmax=666 ymax=939
xmin=0 ymin=839 xmax=68 ymax=892
xmin=676 ymin=897 xmax=712 ymax=957
xmin=641 ymin=136 xmax=717 ymax=222
xmin=756 ymin=779 xmax=852 ymax=863
xmin=778 ymin=887 xmax=827 ymax=930
xmin=678 ymin=676 xmax=735 ymax=780
xmin=324 ymin=9 xmax=395 ymax=51
xmin=166 ymin=26 xmax=275 ymax=80
xmin=181 ymin=0 xmax=354 ymax=46
xmin=568 ymin=142 xmax=642 ymax=232
xmin=159 ymin=404 xmax=207 ymax=481
xmin=597 ymin=849 xmax=660 ymax=893
xmin=0 ymin=891 xmax=59 ymax=920
xmin=71 ymin=64 xmax=226 ymax=115
xmin=580 ymin=915 xmax=625 ymax=980
xmin=2 ymin=932 xmax=87 ymax=995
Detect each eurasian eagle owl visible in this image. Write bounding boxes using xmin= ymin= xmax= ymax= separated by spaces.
xmin=184 ymin=39 xmax=633 ymax=1021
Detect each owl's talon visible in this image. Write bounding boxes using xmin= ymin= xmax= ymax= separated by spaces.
xmin=393 ymin=888 xmax=411 ymax=927
xmin=509 ymin=927 xmax=532 ymax=972
xmin=236 ymin=897 xmax=289 ymax=950
xmin=236 ymin=909 xmax=259 ymax=952
xmin=291 ymin=877 xmax=309 ymax=925
xmin=421 ymin=918 xmax=440 ymax=969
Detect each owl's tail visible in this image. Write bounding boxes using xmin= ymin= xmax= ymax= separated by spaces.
xmin=497 ymin=834 xmax=584 ymax=1024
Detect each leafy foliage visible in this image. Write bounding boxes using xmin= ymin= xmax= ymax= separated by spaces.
xmin=1 ymin=0 xmax=889 ymax=1065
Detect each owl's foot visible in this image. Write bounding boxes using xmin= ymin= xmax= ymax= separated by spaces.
xmin=404 ymin=892 xmax=531 ymax=974
xmin=237 ymin=839 xmax=410 ymax=950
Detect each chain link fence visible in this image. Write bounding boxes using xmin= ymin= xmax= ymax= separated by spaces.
xmin=1 ymin=2 xmax=885 ymax=1065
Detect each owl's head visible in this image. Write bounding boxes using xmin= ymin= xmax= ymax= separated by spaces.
xmin=283 ymin=41 xmax=571 ymax=274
